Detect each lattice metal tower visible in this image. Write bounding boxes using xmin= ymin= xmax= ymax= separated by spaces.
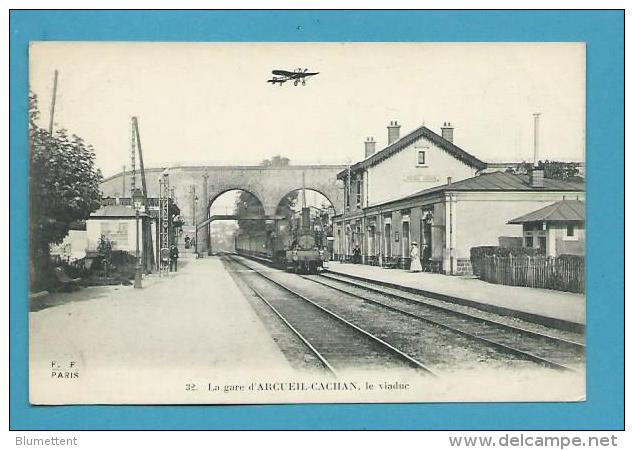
xmin=159 ymin=171 xmax=170 ymax=275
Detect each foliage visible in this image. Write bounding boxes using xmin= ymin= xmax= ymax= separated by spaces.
xmin=235 ymin=155 xmax=298 ymax=234
xmin=470 ymin=246 xmax=542 ymax=277
xmin=29 ymin=92 xmax=103 ymax=289
xmin=260 ymin=155 xmax=290 ymax=167
xmin=539 ymin=161 xmax=581 ymax=181
xmin=234 ymin=191 xmax=266 ymax=234
xmin=470 ymin=245 xmax=542 ymax=259
xmin=507 ymin=160 xmax=581 ymax=181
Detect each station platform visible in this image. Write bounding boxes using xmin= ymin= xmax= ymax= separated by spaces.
xmin=30 ymin=256 xmax=292 ymax=404
xmin=324 ymin=261 xmax=586 ymax=332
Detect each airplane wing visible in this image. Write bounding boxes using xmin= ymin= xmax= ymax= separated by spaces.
xmin=272 ymin=70 xmax=294 ymax=76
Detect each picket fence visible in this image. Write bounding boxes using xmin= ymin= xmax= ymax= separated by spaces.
xmin=476 ymin=255 xmax=585 ymax=293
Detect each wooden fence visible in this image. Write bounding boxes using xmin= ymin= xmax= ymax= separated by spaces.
xmin=475 ymin=255 xmax=585 ymax=293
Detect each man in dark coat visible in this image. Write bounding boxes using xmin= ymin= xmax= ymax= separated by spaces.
xmin=352 ymin=243 xmax=361 ymax=264
xmin=170 ymin=244 xmax=179 ymax=272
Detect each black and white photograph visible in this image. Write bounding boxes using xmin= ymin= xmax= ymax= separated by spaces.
xmin=28 ymin=42 xmax=586 ymax=404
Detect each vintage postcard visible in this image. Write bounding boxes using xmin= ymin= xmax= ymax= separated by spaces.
xmin=28 ymin=42 xmax=586 ymax=404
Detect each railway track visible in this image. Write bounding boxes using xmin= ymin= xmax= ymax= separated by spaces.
xmin=301 ymin=272 xmax=584 ymax=372
xmin=222 ymin=254 xmax=436 ymax=378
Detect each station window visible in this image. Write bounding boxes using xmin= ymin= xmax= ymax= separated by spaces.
xmin=566 ymin=224 xmax=575 ymax=237
xmin=524 ymin=236 xmax=533 ymax=248
xmin=356 ymin=179 xmax=362 ymax=207
xmin=417 ymin=150 xmax=426 ymax=165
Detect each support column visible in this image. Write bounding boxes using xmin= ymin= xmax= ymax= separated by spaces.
xmin=443 ymin=195 xmax=451 ymax=274
xmin=202 ymin=172 xmax=210 ymax=255
xmin=450 ymin=195 xmax=458 ymax=274
xmin=378 ymin=213 xmax=384 ymax=267
xmin=361 ymin=216 xmax=367 ymax=264
xmin=443 ymin=194 xmax=458 ymax=275
xmin=343 ymin=220 xmax=348 ymax=261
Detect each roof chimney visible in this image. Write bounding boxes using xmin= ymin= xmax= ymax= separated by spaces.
xmin=529 ymin=167 xmax=544 ymax=188
xmin=441 ymin=122 xmax=454 ymax=143
xmin=530 ymin=113 xmax=544 ymax=188
xmin=387 ymin=120 xmax=401 ymax=145
xmin=364 ymin=137 xmax=376 ymax=158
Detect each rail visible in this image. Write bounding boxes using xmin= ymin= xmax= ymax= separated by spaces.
xmin=224 ymin=254 xmax=436 ymax=376
xmin=307 ymin=272 xmax=582 ymax=372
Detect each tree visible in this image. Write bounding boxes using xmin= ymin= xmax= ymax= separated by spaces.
xmin=508 ymin=160 xmax=581 ymax=181
xmin=234 ymin=191 xmax=266 ymax=234
xmin=29 ymin=92 xmax=103 ymax=289
xmin=539 ymin=160 xmax=581 ymax=181
xmin=260 ymin=155 xmax=290 ymax=167
xmin=234 ymin=155 xmax=298 ymax=234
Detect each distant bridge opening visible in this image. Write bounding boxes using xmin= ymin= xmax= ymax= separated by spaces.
xmin=208 ymin=189 xmax=266 ymax=253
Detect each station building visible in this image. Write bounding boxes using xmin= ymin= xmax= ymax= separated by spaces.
xmin=333 ymin=121 xmax=585 ymax=275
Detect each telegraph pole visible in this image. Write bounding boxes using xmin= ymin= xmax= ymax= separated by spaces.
xmin=48 ymin=70 xmax=58 ymax=134
xmin=302 ymin=171 xmax=307 ymax=209
xmin=347 ymin=165 xmax=351 ymax=211
xmin=130 ymin=120 xmax=136 ymax=194
xmin=132 ymin=117 xmax=148 ymax=199
xmin=190 ymin=185 xmax=196 ymax=228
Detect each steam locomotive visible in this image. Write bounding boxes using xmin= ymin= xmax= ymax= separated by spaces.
xmin=234 ymin=208 xmax=326 ymax=274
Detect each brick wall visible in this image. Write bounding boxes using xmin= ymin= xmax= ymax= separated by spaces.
xmin=455 ymin=258 xmax=473 ymax=276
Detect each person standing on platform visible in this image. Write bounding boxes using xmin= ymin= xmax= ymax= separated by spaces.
xmin=353 ymin=243 xmax=361 ymax=264
xmin=410 ymin=242 xmax=422 ymax=272
xmin=170 ymin=244 xmax=179 ymax=272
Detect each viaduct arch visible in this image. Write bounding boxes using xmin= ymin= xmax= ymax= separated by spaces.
xmin=100 ymin=164 xmax=347 ymax=252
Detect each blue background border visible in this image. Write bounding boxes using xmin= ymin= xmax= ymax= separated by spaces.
xmin=9 ymin=10 xmax=624 ymax=430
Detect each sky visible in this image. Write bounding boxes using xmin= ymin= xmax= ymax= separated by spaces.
xmin=29 ymin=42 xmax=585 ymax=179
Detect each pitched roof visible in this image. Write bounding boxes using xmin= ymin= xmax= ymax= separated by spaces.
xmin=508 ymin=200 xmax=585 ymax=224
xmin=90 ymin=205 xmax=147 ymax=218
xmin=405 ymin=171 xmax=585 ymax=198
xmin=338 ymin=125 xmax=487 ymax=178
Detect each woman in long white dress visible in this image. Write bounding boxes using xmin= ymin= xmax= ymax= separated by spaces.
xmin=410 ymin=242 xmax=423 ymax=272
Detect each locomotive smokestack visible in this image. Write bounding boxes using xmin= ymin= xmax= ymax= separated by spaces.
xmin=302 ymin=207 xmax=311 ymax=231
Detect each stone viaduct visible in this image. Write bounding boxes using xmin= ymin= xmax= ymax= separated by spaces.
xmin=100 ymin=164 xmax=347 ymax=249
